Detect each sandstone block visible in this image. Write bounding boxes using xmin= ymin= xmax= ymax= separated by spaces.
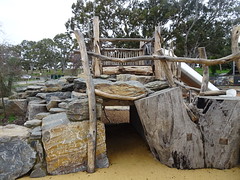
xmin=42 ymin=121 xmax=109 ymax=175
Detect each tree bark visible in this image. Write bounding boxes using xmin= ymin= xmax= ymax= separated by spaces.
xmin=197 ymin=96 xmax=240 ymax=169
xmin=135 ymin=87 xmax=204 ymax=169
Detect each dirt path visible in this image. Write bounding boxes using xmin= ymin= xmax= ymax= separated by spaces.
xmin=21 ymin=123 xmax=240 ymax=180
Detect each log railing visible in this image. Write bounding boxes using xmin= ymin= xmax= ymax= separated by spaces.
xmin=87 ymin=51 xmax=240 ymax=66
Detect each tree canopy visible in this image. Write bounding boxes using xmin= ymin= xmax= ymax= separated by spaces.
xmin=65 ymin=0 xmax=239 ymax=58
xmin=17 ymin=33 xmax=77 ymax=73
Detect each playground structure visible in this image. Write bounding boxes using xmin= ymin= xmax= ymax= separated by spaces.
xmin=74 ymin=17 xmax=240 ymax=173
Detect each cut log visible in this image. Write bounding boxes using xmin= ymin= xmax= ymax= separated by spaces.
xmin=93 ymin=16 xmax=102 ymax=76
xmin=196 ymin=96 xmax=240 ymax=169
xmin=134 ymin=87 xmax=204 ymax=169
xmin=102 ymin=66 xmax=153 ymax=75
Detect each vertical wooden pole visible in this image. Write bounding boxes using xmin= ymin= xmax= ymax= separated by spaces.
xmin=93 ymin=16 xmax=102 ymax=76
xmin=198 ymin=47 xmax=209 ymax=93
xmin=74 ymin=30 xmax=97 ymax=173
xmin=154 ymin=25 xmax=165 ymax=80
xmin=231 ymin=26 xmax=240 ymax=74
xmin=153 ymin=25 xmax=175 ymax=86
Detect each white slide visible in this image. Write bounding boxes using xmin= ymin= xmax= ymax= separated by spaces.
xmin=181 ymin=62 xmax=219 ymax=91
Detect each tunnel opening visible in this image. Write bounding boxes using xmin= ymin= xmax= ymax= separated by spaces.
xmin=101 ymin=105 xmax=149 ymax=165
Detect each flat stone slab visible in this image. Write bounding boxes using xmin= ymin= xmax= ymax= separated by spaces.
xmin=49 ymin=108 xmax=66 ymax=113
xmin=95 ymin=81 xmax=148 ymax=100
xmin=24 ymin=119 xmax=42 ymax=128
xmin=42 ymin=112 xmax=70 ymax=132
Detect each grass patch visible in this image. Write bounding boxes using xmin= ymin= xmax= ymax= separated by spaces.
xmin=8 ymin=115 xmax=16 ymax=123
xmin=194 ymin=67 xmax=230 ymax=76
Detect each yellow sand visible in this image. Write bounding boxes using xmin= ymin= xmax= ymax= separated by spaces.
xmin=21 ymin=124 xmax=240 ymax=180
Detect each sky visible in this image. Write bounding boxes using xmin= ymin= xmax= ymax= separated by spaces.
xmin=0 ymin=0 xmax=76 ymax=45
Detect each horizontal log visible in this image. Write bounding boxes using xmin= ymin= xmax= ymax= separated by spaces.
xmin=95 ymin=89 xmax=147 ymax=101
xmin=200 ymin=90 xmax=226 ymax=96
xmin=102 ymin=66 xmax=153 ymax=75
xmin=87 ymin=52 xmax=240 ymax=66
xmin=174 ymin=80 xmax=201 ymax=92
xmin=99 ymin=38 xmax=153 ymax=42
xmin=102 ymin=48 xmax=143 ymax=51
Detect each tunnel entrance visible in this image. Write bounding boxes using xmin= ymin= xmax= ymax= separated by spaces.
xmin=101 ymin=105 xmax=148 ymax=165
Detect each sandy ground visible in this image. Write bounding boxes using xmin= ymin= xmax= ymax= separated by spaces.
xmin=21 ymin=123 xmax=240 ymax=180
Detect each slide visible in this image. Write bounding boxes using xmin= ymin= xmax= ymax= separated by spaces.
xmin=181 ymin=62 xmax=219 ymax=91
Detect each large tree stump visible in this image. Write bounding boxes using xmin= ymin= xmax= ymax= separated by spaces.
xmin=196 ymin=96 xmax=240 ymax=169
xmin=135 ymin=87 xmax=204 ymax=169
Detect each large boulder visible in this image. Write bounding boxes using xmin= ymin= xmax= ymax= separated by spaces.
xmin=66 ymin=99 xmax=102 ymax=121
xmin=73 ymin=78 xmax=87 ymax=93
xmin=0 ymin=125 xmax=36 ymax=180
xmin=27 ymin=103 xmax=47 ymax=120
xmin=24 ymin=119 xmax=42 ymax=128
xmin=45 ymin=92 xmax=71 ymax=103
xmin=42 ymin=112 xmax=70 ymax=132
xmin=42 ymin=80 xmax=65 ymax=92
xmin=46 ymin=98 xmax=62 ymax=111
xmin=5 ymin=99 xmax=28 ymax=116
xmin=42 ymin=121 xmax=109 ymax=175
xmin=144 ymin=80 xmax=169 ymax=91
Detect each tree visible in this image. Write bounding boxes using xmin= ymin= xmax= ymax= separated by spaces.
xmin=53 ymin=33 xmax=77 ymax=72
xmin=19 ymin=40 xmax=38 ymax=73
xmin=66 ymin=0 xmax=239 ymax=59
xmin=0 ymin=43 xmax=21 ymax=97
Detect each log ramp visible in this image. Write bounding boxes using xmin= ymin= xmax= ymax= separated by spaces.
xmin=74 ymin=20 xmax=240 ymax=172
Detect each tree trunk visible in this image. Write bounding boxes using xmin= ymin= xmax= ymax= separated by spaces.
xmin=197 ymin=96 xmax=240 ymax=169
xmin=134 ymin=87 xmax=204 ymax=169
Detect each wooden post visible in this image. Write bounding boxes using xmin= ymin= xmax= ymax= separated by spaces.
xmin=93 ymin=16 xmax=102 ymax=76
xmin=153 ymin=26 xmax=175 ymax=86
xmin=198 ymin=47 xmax=209 ymax=93
xmin=231 ymin=26 xmax=240 ymax=74
xmin=154 ymin=25 xmax=165 ymax=80
xmin=74 ymin=30 xmax=97 ymax=173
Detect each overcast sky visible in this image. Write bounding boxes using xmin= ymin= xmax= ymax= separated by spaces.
xmin=0 ymin=0 xmax=76 ymax=45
